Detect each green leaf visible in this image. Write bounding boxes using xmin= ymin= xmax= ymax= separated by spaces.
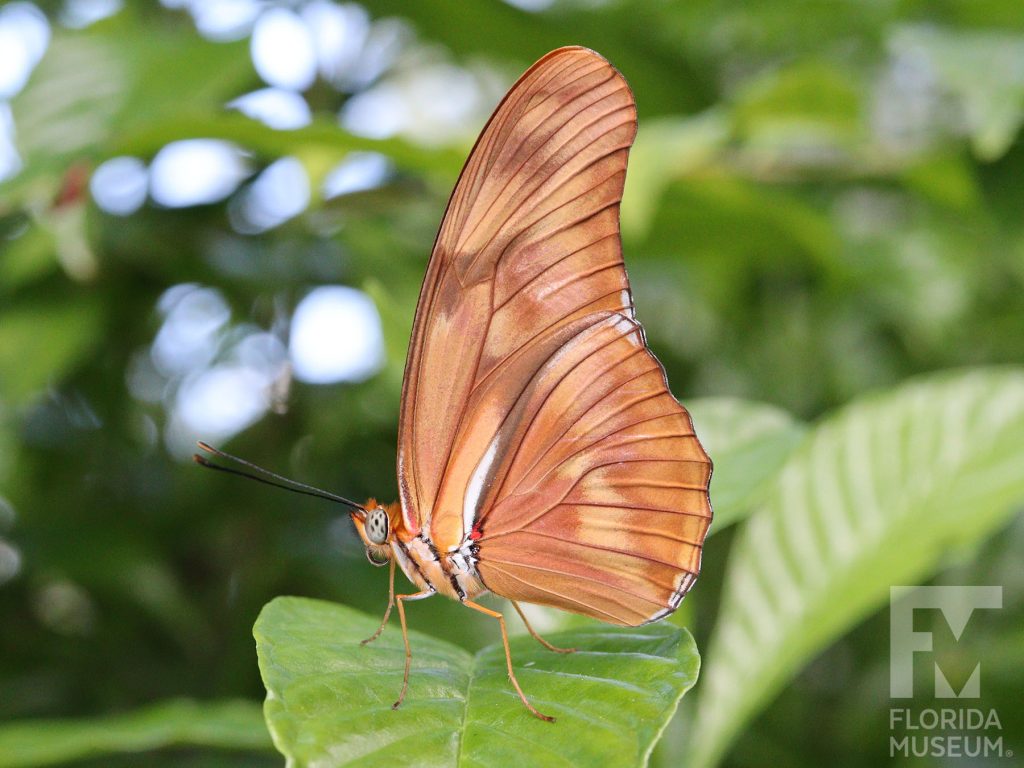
xmin=622 ymin=113 xmax=729 ymax=238
xmin=0 ymin=297 xmax=104 ymax=407
xmin=0 ymin=699 xmax=271 ymax=768
xmin=255 ymin=596 xmax=700 ymax=767
xmin=109 ymin=112 xmax=462 ymax=179
xmin=891 ymin=25 xmax=1024 ymax=160
xmin=0 ymin=222 xmax=58 ymax=294
xmin=732 ymin=60 xmax=865 ymax=153
xmin=689 ymin=368 xmax=1024 ymax=768
xmin=686 ymin=398 xmax=806 ymax=532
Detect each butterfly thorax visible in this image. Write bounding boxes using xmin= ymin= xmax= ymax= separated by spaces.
xmin=392 ymin=524 xmax=487 ymax=602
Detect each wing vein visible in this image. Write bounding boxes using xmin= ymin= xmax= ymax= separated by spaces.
xmin=482 ymin=528 xmax=701 ymax=566
xmin=480 ymin=562 xmax=650 ymax=624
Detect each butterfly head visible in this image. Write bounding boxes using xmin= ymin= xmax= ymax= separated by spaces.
xmin=351 ymin=498 xmax=400 ymax=567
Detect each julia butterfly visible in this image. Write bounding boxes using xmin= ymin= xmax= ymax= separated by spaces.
xmin=198 ymin=46 xmax=712 ymax=722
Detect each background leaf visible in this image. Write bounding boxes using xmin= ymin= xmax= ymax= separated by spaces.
xmin=255 ymin=596 xmax=700 ymax=767
xmin=686 ymin=398 xmax=806 ymax=532
xmin=892 ymin=25 xmax=1024 ymax=160
xmin=689 ymin=368 xmax=1024 ymax=767
xmin=0 ymin=296 xmax=103 ymax=407
xmin=0 ymin=699 xmax=270 ymax=768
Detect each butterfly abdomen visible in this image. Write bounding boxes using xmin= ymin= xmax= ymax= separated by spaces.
xmin=391 ymin=530 xmax=487 ymax=602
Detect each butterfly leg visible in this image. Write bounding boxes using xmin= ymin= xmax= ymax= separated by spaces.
xmin=391 ymin=588 xmax=434 ymax=710
xmin=463 ymin=600 xmax=555 ymax=722
xmin=510 ymin=600 xmax=576 ymax=654
xmin=361 ymin=559 xmax=396 ymax=645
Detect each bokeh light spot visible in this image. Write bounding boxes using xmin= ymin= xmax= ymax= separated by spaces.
xmin=289 ymin=286 xmax=384 ymax=384
xmin=230 ymin=156 xmax=310 ymax=233
xmin=339 ymin=83 xmax=407 ymax=140
xmin=322 ymin=152 xmax=390 ymax=199
xmin=0 ymin=2 xmax=50 ymax=98
xmin=152 ymin=285 xmax=230 ymax=378
xmin=61 ymin=0 xmax=123 ymax=28
xmin=34 ymin=580 xmax=96 ymax=636
xmin=176 ymin=365 xmax=270 ymax=437
xmin=229 ymin=87 xmax=311 ymax=129
xmin=149 ymin=139 xmax=249 ymax=208
xmin=251 ymin=7 xmax=317 ymax=91
xmin=301 ymin=0 xmax=370 ymax=84
xmin=501 ymin=0 xmax=556 ymax=10
xmin=0 ymin=539 xmax=22 ymax=585
xmin=188 ymin=0 xmax=261 ymax=42
xmin=0 ymin=103 xmax=21 ymax=183
xmin=90 ymin=156 xmax=148 ymax=215
xmin=340 ymin=62 xmax=485 ymax=145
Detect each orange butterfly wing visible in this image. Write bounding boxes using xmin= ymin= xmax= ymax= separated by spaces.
xmin=397 ymin=47 xmax=712 ymax=625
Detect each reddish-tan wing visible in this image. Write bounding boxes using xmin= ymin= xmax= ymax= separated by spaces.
xmin=397 ymin=46 xmax=711 ymax=625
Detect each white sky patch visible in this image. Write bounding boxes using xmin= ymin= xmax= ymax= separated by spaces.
xmin=340 ymin=62 xmax=483 ymax=145
xmin=289 ymin=286 xmax=384 ymax=384
xmin=500 ymin=0 xmax=557 ymax=10
xmin=229 ymin=87 xmax=311 ymax=130
xmin=0 ymin=103 xmax=21 ymax=183
xmin=151 ymin=285 xmax=230 ymax=378
xmin=171 ymin=364 xmax=270 ymax=450
xmin=344 ymin=18 xmax=408 ymax=90
xmin=230 ymin=330 xmax=287 ymax=371
xmin=140 ymin=284 xmax=291 ymax=456
xmin=251 ymin=7 xmax=317 ymax=91
xmin=339 ymin=82 xmax=407 ymax=139
xmin=90 ymin=156 xmax=148 ymax=215
xmin=61 ymin=0 xmax=123 ymax=28
xmin=149 ymin=139 xmax=249 ymax=208
xmin=0 ymin=3 xmax=50 ymax=99
xmin=230 ymin=156 xmax=310 ymax=233
xmin=301 ymin=0 xmax=370 ymax=84
xmin=189 ymin=0 xmax=260 ymax=42
xmin=322 ymin=152 xmax=390 ymax=199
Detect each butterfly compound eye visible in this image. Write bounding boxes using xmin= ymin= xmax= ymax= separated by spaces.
xmin=366 ymin=507 xmax=390 ymax=545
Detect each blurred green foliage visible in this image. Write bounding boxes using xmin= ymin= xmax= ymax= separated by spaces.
xmin=1 ymin=2 xmax=1022 ymax=767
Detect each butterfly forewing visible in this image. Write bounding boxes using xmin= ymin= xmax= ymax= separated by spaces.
xmin=398 ymin=47 xmax=711 ymax=625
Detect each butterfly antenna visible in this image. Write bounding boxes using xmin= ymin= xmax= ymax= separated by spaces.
xmin=193 ymin=441 xmax=367 ymax=512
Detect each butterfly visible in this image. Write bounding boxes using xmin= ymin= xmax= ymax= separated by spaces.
xmin=198 ymin=46 xmax=712 ymax=722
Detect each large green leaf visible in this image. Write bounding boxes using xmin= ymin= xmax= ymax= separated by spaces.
xmin=686 ymin=397 xmax=806 ymax=532
xmin=255 ymin=596 xmax=700 ymax=767
xmin=689 ymin=368 xmax=1024 ymax=767
xmin=0 ymin=699 xmax=270 ymax=768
